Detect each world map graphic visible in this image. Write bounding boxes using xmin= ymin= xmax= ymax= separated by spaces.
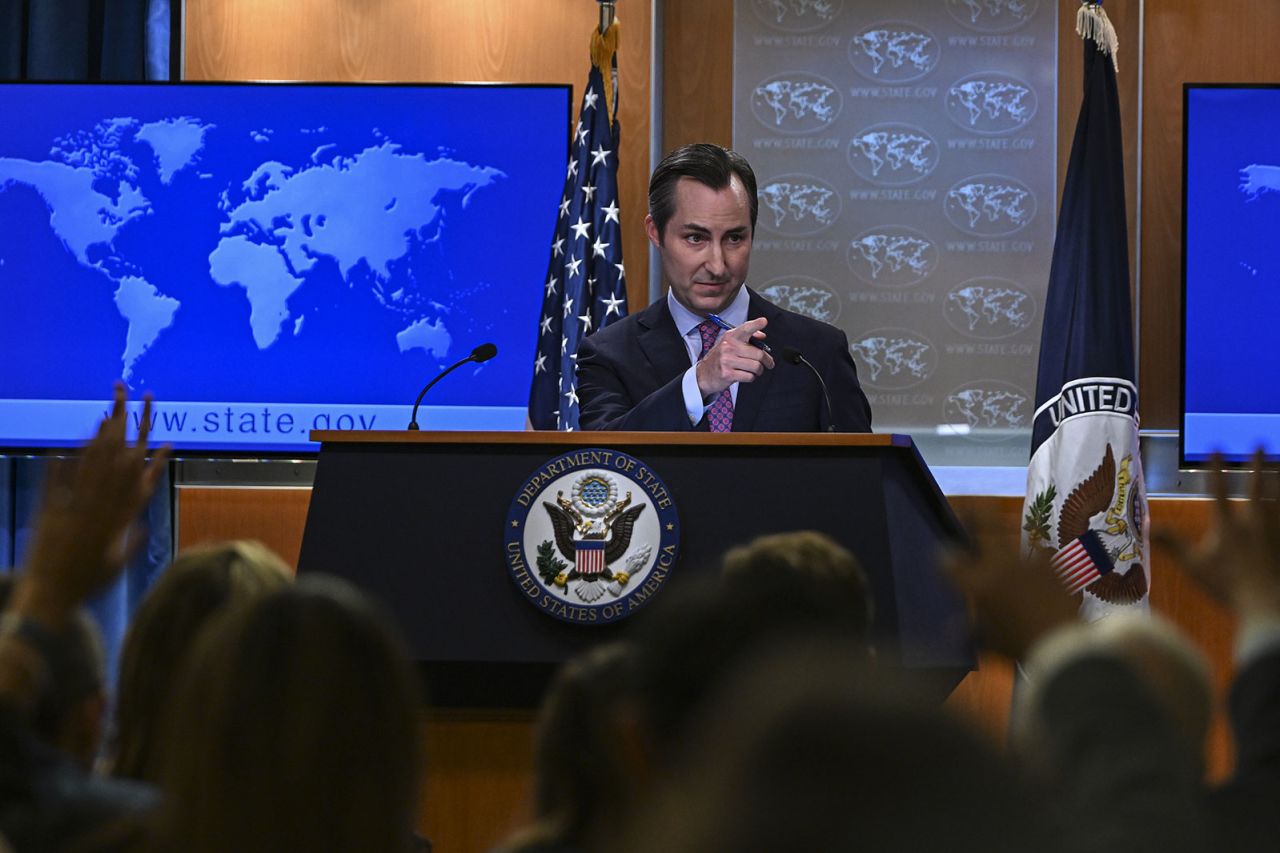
xmin=0 ymin=85 xmax=564 ymax=411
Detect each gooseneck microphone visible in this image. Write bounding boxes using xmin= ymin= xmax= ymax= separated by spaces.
xmin=407 ymin=343 xmax=498 ymax=430
xmin=780 ymin=345 xmax=836 ymax=433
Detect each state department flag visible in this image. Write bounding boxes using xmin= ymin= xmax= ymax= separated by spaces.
xmin=1021 ymin=2 xmax=1149 ymax=620
xmin=528 ymin=21 xmax=628 ymax=431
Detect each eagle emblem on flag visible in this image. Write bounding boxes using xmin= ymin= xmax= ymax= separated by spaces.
xmin=1026 ymin=443 xmax=1147 ymax=605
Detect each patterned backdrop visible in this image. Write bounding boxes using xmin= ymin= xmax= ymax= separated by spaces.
xmin=734 ymin=0 xmax=1056 ymax=466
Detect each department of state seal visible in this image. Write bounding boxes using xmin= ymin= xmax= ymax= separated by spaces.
xmin=504 ymin=449 xmax=680 ymax=624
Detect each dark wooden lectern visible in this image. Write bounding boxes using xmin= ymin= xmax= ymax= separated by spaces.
xmin=299 ymin=431 xmax=972 ymax=705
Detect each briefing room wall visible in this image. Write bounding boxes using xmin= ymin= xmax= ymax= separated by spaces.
xmin=183 ymin=0 xmax=654 ymax=316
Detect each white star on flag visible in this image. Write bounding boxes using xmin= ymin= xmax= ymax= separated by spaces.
xmin=592 ymin=237 xmax=610 ymax=258
xmin=540 ymin=315 xmax=553 ymax=335
xmin=570 ymin=217 xmax=591 ymax=240
xmin=603 ymin=293 xmax=625 ymax=317
xmin=534 ymin=353 xmax=547 ymax=374
xmin=591 ymin=145 xmax=612 ymax=167
xmin=582 ymin=184 xmax=596 ymax=202
xmin=565 ymin=256 xmax=583 ymax=277
xmin=583 ymin=87 xmax=598 ymax=110
xmin=602 ymin=200 xmax=620 ymax=224
xmin=563 ymin=296 xmax=574 ymax=318
xmin=552 ymin=237 xmax=565 ymax=257
xmin=579 ymin=312 xmax=593 ymax=332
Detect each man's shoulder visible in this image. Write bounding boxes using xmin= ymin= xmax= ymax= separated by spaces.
xmin=582 ymin=299 xmax=668 ymax=350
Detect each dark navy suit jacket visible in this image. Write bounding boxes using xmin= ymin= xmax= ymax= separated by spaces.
xmin=576 ymin=289 xmax=872 ymax=433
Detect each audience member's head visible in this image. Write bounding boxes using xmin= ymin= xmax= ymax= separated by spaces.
xmin=502 ymin=642 xmax=640 ymax=853
xmin=626 ymin=532 xmax=874 ymax=770
xmin=0 ymin=575 xmax=106 ymax=769
xmin=1016 ymin=611 xmax=1214 ymax=775
xmin=149 ymin=576 xmax=423 ymax=853
xmin=721 ymin=530 xmax=874 ymax=643
xmin=623 ymin=641 xmax=1055 ymax=853
xmin=110 ymin=540 xmax=290 ymax=781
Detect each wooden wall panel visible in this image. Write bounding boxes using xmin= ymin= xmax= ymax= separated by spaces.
xmin=1139 ymin=1 xmax=1280 ymax=426
xmin=175 ymin=485 xmax=311 ymax=569
xmin=420 ymin=712 xmax=536 ymax=853
xmin=184 ymin=0 xmax=653 ymax=313
xmin=660 ymin=0 xmax=734 ymax=153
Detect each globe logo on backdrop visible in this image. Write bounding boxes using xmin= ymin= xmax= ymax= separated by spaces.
xmin=847 ymin=123 xmax=939 ymax=186
xmin=847 ymin=226 xmax=938 ymax=288
xmin=946 ymin=73 xmax=1038 ymax=134
xmin=848 ymin=328 xmax=936 ymax=389
xmin=944 ymin=174 xmax=1037 ymax=236
xmin=944 ymin=279 xmax=1036 ymax=339
xmin=758 ymin=276 xmax=841 ymax=323
xmin=758 ymin=174 xmax=842 ymax=236
xmin=751 ymin=74 xmax=842 ymax=134
xmin=848 ymin=22 xmax=940 ymax=83
xmin=751 ymin=0 xmax=842 ymax=32
xmin=946 ymin=0 xmax=1039 ymax=34
xmin=941 ymin=381 xmax=1032 ymax=440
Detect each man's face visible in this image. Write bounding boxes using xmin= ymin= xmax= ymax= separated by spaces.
xmin=647 ymin=175 xmax=753 ymax=317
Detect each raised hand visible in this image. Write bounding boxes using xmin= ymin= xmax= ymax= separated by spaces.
xmin=1156 ymin=450 xmax=1280 ymax=621
xmin=695 ymin=317 xmax=775 ymax=398
xmin=943 ymin=512 xmax=1079 ymax=660
xmin=10 ymin=383 xmax=170 ymax=628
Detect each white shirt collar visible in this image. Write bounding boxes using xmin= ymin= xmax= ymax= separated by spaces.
xmin=667 ymin=285 xmax=751 ymax=338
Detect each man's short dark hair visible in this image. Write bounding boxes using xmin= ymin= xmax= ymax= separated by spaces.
xmin=648 ymin=143 xmax=758 ymax=238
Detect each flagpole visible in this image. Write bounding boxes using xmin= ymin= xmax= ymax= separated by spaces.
xmin=597 ymin=0 xmax=616 ymax=34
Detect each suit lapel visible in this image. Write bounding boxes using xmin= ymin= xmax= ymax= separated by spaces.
xmin=636 ymin=299 xmax=693 ymax=390
xmin=732 ymin=289 xmax=780 ymax=432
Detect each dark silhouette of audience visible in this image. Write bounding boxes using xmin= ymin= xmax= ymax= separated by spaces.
xmin=622 ymin=643 xmax=1058 ymax=853
xmin=3 ymin=390 xmax=1279 ymax=853
xmin=107 ymin=540 xmax=290 ymax=783
xmin=496 ymin=643 xmax=640 ymax=853
xmin=144 ymin=577 xmax=423 ymax=853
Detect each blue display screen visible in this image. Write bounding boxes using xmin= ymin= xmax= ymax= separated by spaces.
xmin=1183 ymin=85 xmax=1280 ymax=463
xmin=0 ymin=82 xmax=570 ymax=452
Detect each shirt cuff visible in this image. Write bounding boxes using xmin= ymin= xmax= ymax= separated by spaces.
xmin=681 ymin=366 xmax=706 ymax=426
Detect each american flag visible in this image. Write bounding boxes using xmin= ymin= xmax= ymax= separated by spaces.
xmin=527 ymin=24 xmax=628 ymax=431
xmin=1051 ymin=530 xmax=1113 ymax=595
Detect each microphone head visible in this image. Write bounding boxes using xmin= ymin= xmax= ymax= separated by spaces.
xmin=471 ymin=342 xmax=498 ymax=363
xmin=779 ymin=345 xmax=804 ymax=365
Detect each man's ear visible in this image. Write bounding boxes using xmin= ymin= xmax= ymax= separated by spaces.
xmin=644 ymin=214 xmax=661 ymax=249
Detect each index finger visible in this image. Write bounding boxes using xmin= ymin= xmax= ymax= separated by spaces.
xmin=734 ymin=316 xmax=768 ymax=337
xmin=136 ymin=393 xmax=154 ymax=454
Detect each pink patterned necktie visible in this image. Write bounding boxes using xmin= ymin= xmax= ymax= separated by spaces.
xmin=696 ymin=320 xmax=734 ymax=432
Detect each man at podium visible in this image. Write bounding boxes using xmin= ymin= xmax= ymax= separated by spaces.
xmin=577 ymin=144 xmax=873 ymax=433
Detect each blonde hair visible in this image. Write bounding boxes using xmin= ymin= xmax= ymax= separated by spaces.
xmin=110 ymin=540 xmax=290 ymax=781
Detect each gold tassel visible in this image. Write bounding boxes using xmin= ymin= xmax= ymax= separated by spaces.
xmin=590 ymin=21 xmax=620 ymax=127
xmin=1077 ymin=1 xmax=1119 ymax=72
